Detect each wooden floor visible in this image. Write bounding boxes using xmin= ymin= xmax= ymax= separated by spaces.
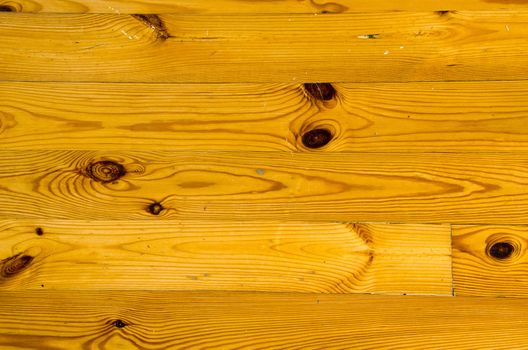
xmin=1 ymin=1 xmax=528 ymax=349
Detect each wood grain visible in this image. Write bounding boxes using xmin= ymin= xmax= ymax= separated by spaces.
xmin=0 ymin=291 xmax=527 ymax=349
xmin=1 ymin=0 xmax=527 ymax=14
xmin=2 ymin=11 xmax=528 ymax=82
xmin=452 ymin=225 xmax=528 ymax=297
xmin=6 ymin=81 xmax=528 ymax=151
xmin=0 ymin=220 xmax=451 ymax=293
xmin=2 ymin=151 xmax=528 ymax=223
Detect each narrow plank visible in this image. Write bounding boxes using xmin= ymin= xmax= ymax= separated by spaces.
xmin=1 ymin=151 xmax=528 ymax=223
xmin=0 ymin=220 xmax=451 ymax=294
xmin=1 ymin=11 xmax=528 ymax=82
xmin=5 ymin=81 xmax=528 ymax=152
xmin=0 ymin=291 xmax=527 ymax=350
xmin=1 ymin=0 xmax=527 ymax=14
xmin=453 ymin=225 xmax=528 ymax=297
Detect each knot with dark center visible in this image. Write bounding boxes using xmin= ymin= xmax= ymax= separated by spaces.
xmin=86 ymin=161 xmax=126 ymax=183
xmin=303 ymin=83 xmax=336 ymax=101
xmin=488 ymin=242 xmax=514 ymax=260
xmin=114 ymin=319 xmax=127 ymax=328
xmin=1 ymin=254 xmax=33 ymax=278
xmin=147 ymin=202 xmax=164 ymax=215
xmin=302 ymin=128 xmax=333 ymax=149
xmin=0 ymin=5 xmax=16 ymax=12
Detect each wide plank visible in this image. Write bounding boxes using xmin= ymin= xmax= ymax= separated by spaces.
xmin=0 ymin=220 xmax=451 ymax=293
xmin=5 ymin=81 xmax=528 ymax=151
xmin=1 ymin=0 xmax=526 ymax=14
xmin=1 ymin=12 xmax=528 ymax=82
xmin=1 ymin=151 xmax=528 ymax=223
xmin=453 ymin=225 xmax=528 ymax=297
xmin=0 ymin=291 xmax=527 ymax=349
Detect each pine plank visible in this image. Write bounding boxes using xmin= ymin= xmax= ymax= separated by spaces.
xmin=0 ymin=291 xmax=527 ymax=349
xmin=1 ymin=0 xmax=527 ymax=14
xmin=453 ymin=225 xmax=528 ymax=297
xmin=0 ymin=220 xmax=451 ymax=293
xmin=5 ymin=81 xmax=528 ymax=151
xmin=1 ymin=12 xmax=528 ymax=82
xmin=1 ymin=151 xmax=528 ymax=223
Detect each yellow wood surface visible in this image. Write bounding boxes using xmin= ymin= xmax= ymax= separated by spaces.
xmin=0 ymin=291 xmax=527 ymax=350
xmin=2 ymin=0 xmax=527 ymax=13
xmin=2 ymin=151 xmax=528 ymax=223
xmin=5 ymin=81 xmax=528 ymax=152
xmin=0 ymin=220 xmax=451 ymax=293
xmin=453 ymin=225 xmax=528 ymax=297
xmin=1 ymin=3 xmax=528 ymax=348
xmin=2 ymin=12 xmax=528 ymax=82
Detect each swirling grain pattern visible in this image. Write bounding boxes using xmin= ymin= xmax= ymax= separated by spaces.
xmin=1 ymin=3 xmax=527 ymax=348
xmin=0 ymin=151 xmax=528 ymax=223
xmin=0 ymin=291 xmax=527 ymax=350
xmin=0 ymin=0 xmax=524 ymax=13
xmin=5 ymin=81 xmax=528 ymax=151
xmin=1 ymin=11 xmax=528 ymax=82
xmin=0 ymin=220 xmax=450 ymax=293
xmin=453 ymin=225 xmax=528 ymax=297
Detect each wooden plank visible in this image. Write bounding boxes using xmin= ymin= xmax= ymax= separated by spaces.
xmin=2 ymin=0 xmax=527 ymax=14
xmin=0 ymin=220 xmax=451 ymax=294
xmin=453 ymin=225 xmax=528 ymax=297
xmin=1 ymin=12 xmax=528 ymax=83
xmin=0 ymin=291 xmax=527 ymax=349
xmin=1 ymin=151 xmax=528 ymax=223
xmin=5 ymin=81 xmax=528 ymax=152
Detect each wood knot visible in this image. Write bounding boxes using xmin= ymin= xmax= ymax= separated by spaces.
xmin=114 ymin=319 xmax=127 ymax=328
xmin=488 ymin=242 xmax=514 ymax=260
xmin=302 ymin=128 xmax=333 ymax=149
xmin=35 ymin=227 xmax=44 ymax=236
xmin=132 ymin=14 xmax=170 ymax=41
xmin=435 ymin=10 xmax=453 ymax=16
xmin=86 ymin=161 xmax=126 ymax=183
xmin=1 ymin=253 xmax=33 ymax=278
xmin=303 ymin=83 xmax=336 ymax=101
xmin=147 ymin=202 xmax=164 ymax=215
xmin=0 ymin=5 xmax=16 ymax=12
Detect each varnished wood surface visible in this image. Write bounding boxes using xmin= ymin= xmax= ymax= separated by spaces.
xmin=1 ymin=4 xmax=528 ymax=349
xmin=2 ymin=11 xmax=528 ymax=82
xmin=453 ymin=225 xmax=528 ymax=297
xmin=1 ymin=291 xmax=527 ymax=350
xmin=2 ymin=151 xmax=528 ymax=223
xmin=0 ymin=220 xmax=451 ymax=293
xmin=1 ymin=0 xmax=527 ymax=14
xmin=6 ymin=81 xmax=528 ymax=152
